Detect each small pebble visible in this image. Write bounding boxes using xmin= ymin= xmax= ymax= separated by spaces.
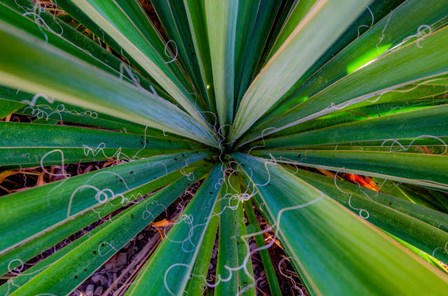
xmin=116 ymin=252 xmax=128 ymax=268
xmin=94 ymin=286 xmax=103 ymax=296
xmin=85 ymin=284 xmax=94 ymax=296
xmin=91 ymin=274 xmax=102 ymax=283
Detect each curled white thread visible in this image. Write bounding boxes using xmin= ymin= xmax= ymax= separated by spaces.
xmin=142 ymin=200 xmax=165 ymax=220
xmin=376 ymin=14 xmax=392 ymax=48
xmin=164 ymin=40 xmax=178 ymax=64
xmin=207 ymin=195 xmax=324 ymax=290
xmin=40 ymin=149 xmax=70 ymax=178
xmin=21 ymin=93 xmax=54 ymax=107
xmin=247 ymin=127 xmax=277 ymax=155
xmin=22 ymin=0 xmax=64 ymax=43
xmin=163 ymin=263 xmax=191 ymax=295
xmin=381 ymin=135 xmax=448 ymax=154
xmin=357 ymin=6 xmax=374 ymax=38
xmin=132 ymin=126 xmax=149 ymax=160
xmin=278 ymin=257 xmax=305 ymax=295
xmin=119 ymin=62 xmax=142 ymax=89
xmin=432 ymin=241 xmax=448 ymax=258
xmin=67 ymin=186 xmax=115 ymax=217
xmin=395 ymin=24 xmax=432 ymax=50
xmin=334 ymin=168 xmax=370 ymax=219
xmin=151 ymin=161 xmax=168 ymax=175
xmin=97 ymin=240 xmax=118 ymax=257
xmin=7 ymin=259 xmax=24 ymax=276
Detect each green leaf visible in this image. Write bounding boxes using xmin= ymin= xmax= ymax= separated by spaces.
xmin=126 ymin=165 xmax=223 ymax=295
xmin=0 ymin=152 xmax=209 ymax=254
xmin=234 ymin=0 xmax=284 ymax=108
xmin=0 ymin=164 xmax=203 ymax=278
xmin=233 ymin=153 xmax=448 ymax=295
xmin=0 ymin=21 xmax=218 ymax=147
xmin=258 ymin=104 xmax=448 ymax=149
xmin=229 ymin=0 xmax=371 ymax=144
xmin=1 ymin=0 xmax=169 ymax=100
xmin=240 ymin=11 xmax=448 ymax=146
xmin=204 ymin=0 xmax=238 ymax=130
xmin=215 ymin=180 xmax=240 ymax=293
xmin=0 ymin=99 xmax=22 ymax=118
xmin=265 ymin=0 xmax=317 ymax=59
xmin=292 ymin=168 xmax=448 ymax=263
xmin=249 ymin=73 xmax=448 ymax=142
xmin=184 ymin=203 xmax=219 ymax=294
xmin=151 ymin=0 xmax=211 ymax=110
xmin=232 ymin=180 xmax=256 ymax=296
xmin=7 ymin=168 xmax=206 ymax=295
xmin=0 ymin=86 xmax=170 ymax=136
xmin=376 ymin=180 xmax=446 ymax=211
xmin=0 ymin=122 xmax=204 ymax=167
xmin=251 ymin=0 xmax=448 ymax=134
xmin=391 ymin=234 xmax=448 ymax=274
xmin=253 ymin=149 xmax=448 ymax=191
xmin=244 ymin=200 xmax=282 ymax=296
xmin=215 ymin=175 xmax=255 ymax=295
xmin=183 ymin=0 xmax=216 ymax=115
xmin=67 ymin=0 xmax=208 ymax=124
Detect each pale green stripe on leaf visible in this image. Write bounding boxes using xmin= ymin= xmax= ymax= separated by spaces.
xmin=240 ymin=19 xmax=448 ymax=146
xmin=229 ymin=0 xmax=371 ymax=144
xmin=205 ymin=0 xmax=238 ymax=130
xmin=249 ymin=0 xmax=448 ymax=135
xmin=69 ymin=0 xmax=208 ymax=125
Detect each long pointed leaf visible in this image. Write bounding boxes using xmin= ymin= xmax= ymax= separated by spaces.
xmin=126 ymin=165 xmax=223 ymax=295
xmin=0 ymin=152 xmax=209 ymax=254
xmin=253 ymin=149 xmax=448 ymax=191
xmin=239 ymin=21 xmax=448 ymax=146
xmin=229 ymin=0 xmax=371 ymax=144
xmin=7 ymin=169 xmax=206 ymax=295
xmin=233 ymin=153 xmax=448 ymax=295
xmin=0 ymin=21 xmax=218 ymax=147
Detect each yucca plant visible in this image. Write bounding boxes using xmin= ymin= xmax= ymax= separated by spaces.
xmin=1 ymin=0 xmax=447 ymax=294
